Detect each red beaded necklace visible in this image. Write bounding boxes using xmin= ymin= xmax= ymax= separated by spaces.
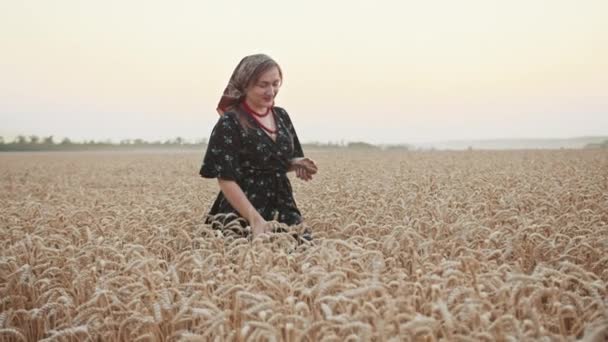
xmin=242 ymin=101 xmax=277 ymax=134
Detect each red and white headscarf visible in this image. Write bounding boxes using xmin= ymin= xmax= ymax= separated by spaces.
xmin=216 ymin=54 xmax=282 ymax=116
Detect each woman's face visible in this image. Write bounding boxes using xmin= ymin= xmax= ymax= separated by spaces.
xmin=245 ymin=66 xmax=282 ymax=109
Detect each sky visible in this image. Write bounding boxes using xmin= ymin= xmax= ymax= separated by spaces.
xmin=1 ymin=0 xmax=607 ymax=145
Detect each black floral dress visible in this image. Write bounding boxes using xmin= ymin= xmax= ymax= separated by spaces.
xmin=199 ymin=105 xmax=305 ymax=227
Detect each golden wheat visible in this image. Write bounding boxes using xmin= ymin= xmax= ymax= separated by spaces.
xmin=0 ymin=150 xmax=607 ymax=341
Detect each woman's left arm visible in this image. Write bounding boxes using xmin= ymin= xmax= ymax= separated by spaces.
xmin=280 ymin=108 xmax=318 ymax=180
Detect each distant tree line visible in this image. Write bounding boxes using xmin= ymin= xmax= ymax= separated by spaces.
xmin=301 ymin=141 xmax=411 ymax=150
xmin=0 ymin=135 xmax=412 ymax=152
xmin=0 ymin=135 xmax=207 ymax=151
xmin=584 ymin=140 xmax=608 ymax=149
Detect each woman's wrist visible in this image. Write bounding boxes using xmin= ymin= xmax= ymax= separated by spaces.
xmin=287 ymin=157 xmax=301 ymax=172
xmin=249 ymin=211 xmax=265 ymax=226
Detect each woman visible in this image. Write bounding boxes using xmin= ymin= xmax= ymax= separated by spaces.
xmin=199 ymin=54 xmax=318 ymax=238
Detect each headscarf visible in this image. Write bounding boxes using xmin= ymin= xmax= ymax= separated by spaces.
xmin=216 ymin=54 xmax=282 ymax=115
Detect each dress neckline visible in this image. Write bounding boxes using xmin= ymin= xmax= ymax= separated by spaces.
xmin=240 ymin=106 xmax=281 ymax=144
xmin=262 ymin=109 xmax=279 ymax=143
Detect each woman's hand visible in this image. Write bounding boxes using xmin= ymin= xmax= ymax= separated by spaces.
xmin=250 ymin=216 xmax=272 ymax=237
xmin=290 ymin=157 xmax=318 ymax=181
xmin=294 ymin=165 xmax=313 ymax=181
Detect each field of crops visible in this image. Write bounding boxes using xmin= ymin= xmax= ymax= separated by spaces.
xmin=1 ymin=149 xmax=607 ymax=341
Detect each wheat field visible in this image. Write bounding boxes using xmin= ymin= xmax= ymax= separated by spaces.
xmin=0 ymin=149 xmax=607 ymax=341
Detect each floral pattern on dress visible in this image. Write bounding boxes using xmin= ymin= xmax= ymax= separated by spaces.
xmin=200 ymin=106 xmax=305 ymax=227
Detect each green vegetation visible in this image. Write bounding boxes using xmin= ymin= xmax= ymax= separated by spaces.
xmin=584 ymin=140 xmax=608 ymax=149
xmin=0 ymin=135 xmax=206 ymax=151
xmin=0 ymin=135 xmax=412 ymax=152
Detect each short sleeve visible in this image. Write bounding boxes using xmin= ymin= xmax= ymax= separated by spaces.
xmin=199 ymin=114 xmax=242 ymax=181
xmin=278 ymin=107 xmax=304 ymax=159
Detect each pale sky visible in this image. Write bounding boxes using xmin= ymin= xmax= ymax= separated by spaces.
xmin=1 ymin=0 xmax=607 ymax=144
